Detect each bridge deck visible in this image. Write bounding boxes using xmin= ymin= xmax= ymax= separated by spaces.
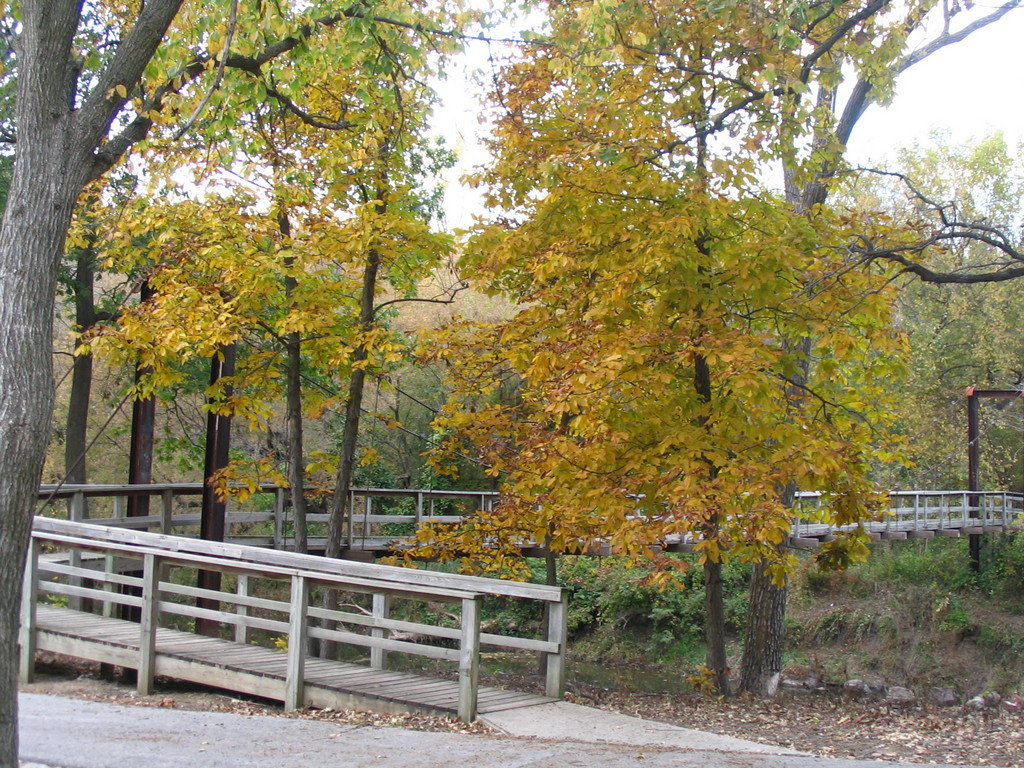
xmin=35 ymin=605 xmax=553 ymax=716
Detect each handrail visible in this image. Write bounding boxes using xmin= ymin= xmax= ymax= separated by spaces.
xmin=37 ymin=483 xmax=500 ymax=552
xmin=36 ymin=481 xmax=1024 ymax=556
xmin=22 ymin=517 xmax=568 ymax=719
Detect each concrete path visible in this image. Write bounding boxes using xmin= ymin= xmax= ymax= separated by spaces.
xmin=483 ymin=701 xmax=804 ymax=754
xmin=19 ymin=693 xmax=973 ymax=768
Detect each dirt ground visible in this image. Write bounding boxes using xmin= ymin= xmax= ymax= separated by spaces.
xmin=565 ymin=684 xmax=1024 ymax=767
xmin=20 ymin=654 xmax=1024 ymax=766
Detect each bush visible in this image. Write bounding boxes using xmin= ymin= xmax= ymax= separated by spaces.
xmin=557 ymin=555 xmax=751 ymax=642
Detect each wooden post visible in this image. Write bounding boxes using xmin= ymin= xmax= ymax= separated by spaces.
xmin=19 ymin=537 xmax=40 ymax=683
xmin=370 ymin=593 xmax=390 ymax=670
xmin=102 ymin=553 xmax=116 ymax=618
xmin=138 ymin=553 xmax=161 ymax=695
xmin=363 ymin=497 xmax=372 ymax=544
xmin=160 ymin=489 xmax=174 ymax=534
xmin=545 ymin=595 xmax=568 ymax=699
xmin=285 ymin=574 xmax=309 ymax=711
xmin=457 ymin=595 xmax=481 ymax=722
xmin=68 ymin=491 xmax=84 ymax=611
xmin=415 ymin=492 xmax=423 ymax=527
xmin=234 ymin=574 xmax=250 ymax=645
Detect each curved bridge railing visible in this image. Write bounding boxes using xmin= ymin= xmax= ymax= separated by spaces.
xmin=36 ymin=484 xmax=1023 ymax=554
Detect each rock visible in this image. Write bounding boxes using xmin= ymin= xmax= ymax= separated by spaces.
xmin=1002 ymin=693 xmax=1023 ymax=713
xmin=928 ymin=687 xmax=959 ymax=707
xmin=782 ymin=673 xmax=822 ymax=690
xmin=965 ymin=692 xmax=1001 ymax=712
xmin=862 ymin=674 xmax=888 ymax=695
xmin=884 ymin=686 xmax=917 ymax=706
xmin=844 ymin=679 xmax=870 ymax=696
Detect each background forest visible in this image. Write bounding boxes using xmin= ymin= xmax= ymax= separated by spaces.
xmin=35 ymin=131 xmax=1024 ymax=496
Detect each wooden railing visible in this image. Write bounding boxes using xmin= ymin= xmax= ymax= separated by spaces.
xmin=37 ymin=483 xmax=499 ymax=552
xmin=37 ymin=483 xmax=1024 ymax=556
xmin=21 ymin=517 xmax=567 ymax=721
xmin=791 ymin=490 xmax=1024 ymax=540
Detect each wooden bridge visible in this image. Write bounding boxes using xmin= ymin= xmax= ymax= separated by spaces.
xmin=20 ymin=516 xmax=566 ymax=721
xmin=23 ymin=483 xmax=1020 ymax=719
xmin=37 ymin=483 xmax=1024 ymax=554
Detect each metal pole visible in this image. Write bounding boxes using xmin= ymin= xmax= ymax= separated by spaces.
xmin=967 ymin=387 xmax=981 ymax=571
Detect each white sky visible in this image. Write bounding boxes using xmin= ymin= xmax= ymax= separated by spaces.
xmin=848 ymin=5 xmax=1024 ymax=161
xmin=434 ymin=6 xmax=1024 ymax=231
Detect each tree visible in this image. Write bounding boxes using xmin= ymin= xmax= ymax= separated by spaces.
xmin=402 ymin=0 xmax=1021 ymax=696
xmin=401 ymin=0 xmax=933 ymax=694
xmin=0 ymin=0 xmax=464 ymax=760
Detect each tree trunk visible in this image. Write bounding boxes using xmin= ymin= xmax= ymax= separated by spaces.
xmin=703 ymin=556 xmax=731 ymax=695
xmin=321 ymin=216 xmax=382 ymax=659
xmin=0 ymin=171 xmax=75 ymax=768
xmin=0 ymin=12 xmax=97 ymax=762
xmin=279 ymin=212 xmax=308 ymax=554
xmin=738 ymin=561 xmax=787 ymax=695
xmin=285 ymin=333 xmax=308 ymax=554
xmin=326 ymin=237 xmax=383 ymax=558
xmin=326 ymin=368 xmax=369 ymax=559
xmin=692 ymin=347 xmax=730 ymax=695
xmin=0 ymin=2 xmax=184 ymax=757
xmin=195 ymin=345 xmax=235 ymax=636
xmin=127 ymin=281 xmax=157 ymax=519
xmin=64 ymin=247 xmax=98 ymax=486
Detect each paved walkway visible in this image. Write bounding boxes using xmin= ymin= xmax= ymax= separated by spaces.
xmin=19 ymin=693 xmax=972 ymax=768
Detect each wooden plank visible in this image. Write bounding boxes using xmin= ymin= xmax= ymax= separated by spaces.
xmin=35 ymin=604 xmax=555 ymax=720
xmin=36 ymin=631 xmax=140 ymax=668
xmin=880 ymin=531 xmax=907 ymax=541
xmin=235 ymin=574 xmax=250 ymax=644
xmin=19 ymin=538 xmax=40 ymax=683
xmin=545 ymin=595 xmax=568 ymax=698
xmin=153 ymin=655 xmax=286 ymax=701
xmin=34 ymin=516 xmax=562 ymax=601
xmin=480 ymin=696 xmax=556 ymax=714
xmin=285 ymin=575 xmax=308 ymax=711
xmin=161 ymin=489 xmax=174 ymax=534
xmin=39 ymin=580 xmax=144 ymax=609
xmin=480 ymin=633 xmax=557 ymax=654
xmin=788 ymin=537 xmax=821 ymax=548
xmin=906 ymin=530 xmax=935 ymax=540
xmin=316 ymin=667 xmax=420 ymax=687
xmin=347 ymin=677 xmax=457 ymax=698
xmin=138 ymin=553 xmax=161 ymax=695
xmin=935 ymin=528 xmax=961 ymax=538
xmin=370 ymin=594 xmax=390 ymax=670
xmin=305 ymin=624 xmax=461 ymax=662
xmin=458 ymin=595 xmax=481 ymax=721
xmin=476 ymin=691 xmax=543 ymax=707
xmin=36 ymin=525 xmax=482 ymax=602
